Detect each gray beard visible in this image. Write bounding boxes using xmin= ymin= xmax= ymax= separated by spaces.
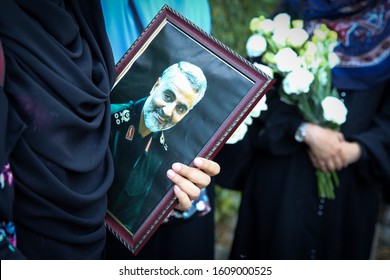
xmin=144 ymin=110 xmax=163 ymax=132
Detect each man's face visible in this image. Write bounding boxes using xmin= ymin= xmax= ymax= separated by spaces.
xmin=143 ymin=72 xmax=198 ymax=132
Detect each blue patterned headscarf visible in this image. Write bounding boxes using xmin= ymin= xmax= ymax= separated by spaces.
xmin=280 ymin=0 xmax=389 ymax=90
xmin=307 ymin=0 xmax=390 ymax=90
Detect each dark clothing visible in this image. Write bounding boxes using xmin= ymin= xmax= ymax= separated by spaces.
xmin=108 ymin=98 xmax=165 ymax=232
xmin=229 ymin=81 xmax=390 ymax=259
xmin=0 ymin=0 xmax=116 ymax=259
xmin=0 ymin=40 xmax=25 ymax=259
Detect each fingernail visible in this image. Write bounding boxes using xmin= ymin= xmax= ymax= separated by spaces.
xmin=172 ymin=163 xmax=181 ymax=172
xmin=174 ymin=185 xmax=181 ymax=193
xmin=167 ymin=169 xmax=176 ymax=179
xmin=194 ymin=157 xmax=203 ymax=166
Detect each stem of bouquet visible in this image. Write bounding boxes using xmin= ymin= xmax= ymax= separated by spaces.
xmin=298 ymin=93 xmax=317 ymax=123
xmin=265 ymin=37 xmax=278 ymax=54
xmin=316 ymin=169 xmax=339 ymax=200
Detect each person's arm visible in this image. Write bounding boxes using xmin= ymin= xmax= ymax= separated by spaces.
xmin=340 ymin=141 xmax=362 ymax=167
xmin=166 ymin=157 xmax=220 ymax=211
xmin=346 ymin=82 xmax=390 ymax=183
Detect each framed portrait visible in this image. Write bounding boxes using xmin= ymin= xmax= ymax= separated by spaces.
xmin=105 ymin=5 xmax=274 ymax=255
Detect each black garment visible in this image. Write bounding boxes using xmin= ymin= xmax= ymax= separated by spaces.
xmin=0 ymin=0 xmax=115 ymax=259
xmin=0 ymin=39 xmax=8 ymax=170
xmin=230 ymin=81 xmax=390 ymax=259
xmin=0 ymin=40 xmax=25 ymax=259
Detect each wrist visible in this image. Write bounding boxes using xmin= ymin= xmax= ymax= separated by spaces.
xmin=346 ymin=141 xmax=362 ymax=165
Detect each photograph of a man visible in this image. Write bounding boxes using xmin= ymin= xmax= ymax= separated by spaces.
xmin=108 ymin=61 xmax=207 ymax=233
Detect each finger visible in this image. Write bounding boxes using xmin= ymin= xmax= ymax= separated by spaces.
xmin=336 ymin=132 xmax=345 ymax=142
xmin=312 ymin=155 xmax=328 ymax=171
xmin=193 ymin=157 xmax=221 ymax=176
xmin=318 ymin=161 xmax=328 ymax=172
xmin=333 ymin=157 xmax=344 ymax=171
xmin=173 ymin=185 xmax=192 ymax=211
xmin=308 ymin=150 xmax=321 ymax=169
xmin=325 ymin=160 xmax=335 ymax=172
xmin=172 ymin=162 xmax=211 ymax=189
xmin=167 ymin=168 xmax=201 ymax=200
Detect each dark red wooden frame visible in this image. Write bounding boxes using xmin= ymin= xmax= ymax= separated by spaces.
xmin=105 ymin=5 xmax=274 ymax=255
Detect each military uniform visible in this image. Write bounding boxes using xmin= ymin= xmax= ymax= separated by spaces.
xmin=109 ymin=98 xmax=166 ymax=232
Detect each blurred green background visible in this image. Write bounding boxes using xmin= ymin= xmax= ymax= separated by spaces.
xmin=209 ymin=0 xmax=278 ymax=56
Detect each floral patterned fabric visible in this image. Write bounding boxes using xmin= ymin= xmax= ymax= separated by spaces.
xmin=0 ymin=164 xmax=16 ymax=246
xmin=307 ymin=0 xmax=390 ymax=90
xmin=0 ymin=163 xmax=24 ymax=259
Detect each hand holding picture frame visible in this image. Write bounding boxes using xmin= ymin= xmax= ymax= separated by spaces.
xmin=105 ymin=5 xmax=274 ymax=255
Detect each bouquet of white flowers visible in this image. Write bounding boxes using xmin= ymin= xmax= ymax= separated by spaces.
xmin=246 ymin=13 xmax=348 ymax=199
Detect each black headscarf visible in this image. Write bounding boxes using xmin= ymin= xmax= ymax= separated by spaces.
xmin=0 ymin=39 xmax=6 ymax=169
xmin=0 ymin=0 xmax=116 ymax=259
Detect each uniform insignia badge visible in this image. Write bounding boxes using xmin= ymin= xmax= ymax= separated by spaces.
xmin=114 ymin=109 xmax=130 ymax=125
xmin=125 ymin=125 xmax=135 ymax=141
xmin=160 ymin=131 xmax=168 ymax=151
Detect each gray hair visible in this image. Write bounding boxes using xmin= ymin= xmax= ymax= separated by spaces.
xmin=161 ymin=61 xmax=207 ymax=107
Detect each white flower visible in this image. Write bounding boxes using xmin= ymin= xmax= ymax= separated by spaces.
xmin=273 ymin=13 xmax=291 ymax=31
xmin=271 ymin=14 xmax=290 ymax=48
xmin=271 ymin=31 xmax=287 ymax=47
xmin=321 ymin=96 xmax=348 ymax=125
xmin=249 ymin=17 xmax=262 ymax=33
xmin=306 ymin=57 xmax=322 ymax=72
xmin=246 ymin=34 xmax=267 ymax=57
xmin=259 ymin=19 xmax=275 ymax=35
xmin=328 ymin=52 xmax=340 ymax=68
xmin=227 ymin=95 xmax=268 ymax=144
xmin=302 ymin=42 xmax=320 ymax=70
xmin=292 ymin=19 xmax=304 ymax=29
xmin=247 ymin=95 xmax=268 ymax=120
xmin=226 ymin=122 xmax=248 ymax=144
xmin=274 ymin=48 xmax=301 ymax=72
xmin=313 ymin=28 xmax=327 ymax=42
xmin=254 ymin=63 xmax=274 ymax=78
xmin=286 ymin=28 xmax=309 ymax=48
xmin=282 ymin=67 xmax=314 ymax=94
xmin=305 ymin=41 xmax=318 ymax=56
